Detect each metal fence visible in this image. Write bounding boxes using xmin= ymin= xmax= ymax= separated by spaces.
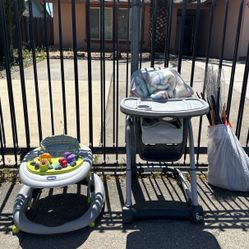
xmin=0 ymin=0 xmax=248 ymax=170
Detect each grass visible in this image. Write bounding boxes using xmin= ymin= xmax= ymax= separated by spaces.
xmin=0 ymin=169 xmax=19 ymax=184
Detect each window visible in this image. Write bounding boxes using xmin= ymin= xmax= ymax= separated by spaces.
xmin=90 ymin=8 xmax=113 ymax=40
xmin=90 ymin=8 xmax=100 ymax=39
xmin=90 ymin=7 xmax=129 ymax=41
xmin=118 ymin=9 xmax=129 ymax=40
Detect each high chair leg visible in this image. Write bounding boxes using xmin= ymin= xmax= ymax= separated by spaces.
xmin=125 ymin=117 xmax=132 ymax=208
xmin=187 ymin=119 xmax=199 ymax=206
xmin=123 ymin=117 xmax=135 ymax=223
xmin=188 ymin=120 xmax=203 ymax=222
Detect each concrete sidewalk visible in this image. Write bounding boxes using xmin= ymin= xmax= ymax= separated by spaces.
xmin=1 ymin=175 xmax=249 ymax=249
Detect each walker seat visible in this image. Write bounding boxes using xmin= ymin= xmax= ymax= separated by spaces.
xmin=121 ymin=68 xmax=209 ymax=223
xmin=13 ymin=135 xmax=105 ymax=235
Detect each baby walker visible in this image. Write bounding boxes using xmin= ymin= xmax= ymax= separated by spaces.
xmin=12 ymin=135 xmax=105 ymax=234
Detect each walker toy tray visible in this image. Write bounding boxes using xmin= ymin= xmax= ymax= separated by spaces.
xmin=23 ymin=135 xmax=85 ymax=176
xmin=19 ymin=135 xmax=94 ymax=188
xmin=26 ymin=156 xmax=84 ymax=175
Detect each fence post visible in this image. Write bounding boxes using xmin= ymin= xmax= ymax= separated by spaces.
xmin=131 ymin=0 xmax=141 ymax=74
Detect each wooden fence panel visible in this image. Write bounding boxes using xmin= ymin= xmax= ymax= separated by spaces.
xmin=19 ymin=16 xmax=54 ymax=48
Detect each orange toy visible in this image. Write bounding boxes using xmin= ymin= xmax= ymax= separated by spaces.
xmin=38 ymin=153 xmax=52 ymax=163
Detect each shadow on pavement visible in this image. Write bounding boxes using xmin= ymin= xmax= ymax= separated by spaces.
xmin=1 ymin=174 xmax=249 ymax=248
xmin=126 ymin=222 xmax=221 ymax=249
xmin=16 ymin=185 xmax=93 ymax=249
xmin=0 ymin=182 xmax=16 ymax=234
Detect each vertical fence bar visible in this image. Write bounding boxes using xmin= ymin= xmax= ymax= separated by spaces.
xmin=0 ymin=130 xmax=4 ymax=166
xmin=125 ymin=0 xmax=131 ymax=97
xmin=177 ymin=0 xmax=187 ymax=74
xmin=196 ymin=0 xmax=216 ymax=164
xmin=246 ymin=128 xmax=249 ymax=154
xmin=184 ymin=0 xmax=201 ymax=165
xmin=0 ymin=0 xmax=18 ymax=165
xmin=100 ymin=0 xmax=106 ymax=161
xmin=164 ymin=0 xmax=173 ymax=68
xmin=0 ymin=99 xmax=5 ymax=146
xmin=100 ymin=0 xmax=103 ymax=150
xmin=71 ymin=0 xmax=80 ymax=141
xmin=226 ymin=0 xmax=244 ymax=118
xmin=131 ymin=0 xmax=141 ymax=74
xmin=235 ymin=42 xmax=249 ymax=139
xmin=28 ymin=0 xmax=42 ymax=142
xmin=112 ymin=0 xmax=116 ymax=147
xmin=103 ymin=1 xmax=106 ymax=162
xmin=0 ymin=99 xmax=5 ymax=165
xmin=85 ymin=0 xmax=93 ymax=147
xmin=218 ymin=0 xmax=229 ymax=73
xmin=150 ymin=0 xmax=157 ymax=68
xmin=189 ymin=0 xmax=200 ymax=88
xmin=139 ymin=0 xmax=144 ymax=68
xmin=58 ymin=0 xmax=67 ymax=134
xmin=0 ymin=99 xmax=6 ymax=147
xmin=14 ymin=0 xmax=30 ymax=151
xmin=43 ymin=0 xmax=54 ymax=135
xmin=100 ymin=0 xmax=103 ymax=152
xmin=115 ymin=0 xmax=120 ymax=162
xmin=203 ymin=0 xmax=216 ymax=92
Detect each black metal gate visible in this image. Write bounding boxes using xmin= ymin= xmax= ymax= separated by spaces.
xmin=0 ymin=0 xmax=248 ymax=169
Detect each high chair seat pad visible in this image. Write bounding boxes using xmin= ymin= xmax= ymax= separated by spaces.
xmin=142 ymin=120 xmax=183 ymax=144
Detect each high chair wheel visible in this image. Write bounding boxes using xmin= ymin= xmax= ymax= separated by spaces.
xmin=192 ymin=205 xmax=204 ymax=223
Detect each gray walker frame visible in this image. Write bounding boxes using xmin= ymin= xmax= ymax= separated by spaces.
xmin=121 ymin=97 xmax=209 ymax=223
xmin=13 ymin=143 xmax=105 ymax=234
xmin=13 ymin=173 xmax=105 ymax=234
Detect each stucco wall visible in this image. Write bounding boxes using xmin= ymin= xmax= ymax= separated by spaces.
xmin=208 ymin=0 xmax=249 ymax=59
xmin=51 ymin=1 xmax=248 ymax=58
xmin=142 ymin=4 xmax=150 ymax=50
xmin=239 ymin=1 xmax=249 ymax=59
xmin=170 ymin=6 xmax=178 ymax=52
xmin=209 ymin=0 xmax=242 ymax=59
xmin=168 ymin=1 xmax=249 ymax=59
xmin=53 ymin=1 xmax=86 ymax=49
xmin=53 ymin=1 xmax=146 ymax=51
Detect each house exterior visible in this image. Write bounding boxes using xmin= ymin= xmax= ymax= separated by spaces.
xmin=49 ymin=0 xmax=249 ymax=59
xmin=49 ymin=0 xmax=150 ymax=51
xmin=172 ymin=0 xmax=249 ymax=59
xmin=23 ymin=0 xmax=48 ymax=18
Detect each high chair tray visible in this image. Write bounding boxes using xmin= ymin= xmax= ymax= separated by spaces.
xmin=120 ymin=97 xmax=209 ymax=117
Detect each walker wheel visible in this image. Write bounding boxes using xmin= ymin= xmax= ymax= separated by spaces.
xmin=12 ymin=224 xmax=20 ymax=235
xmin=88 ymin=221 xmax=95 ymax=228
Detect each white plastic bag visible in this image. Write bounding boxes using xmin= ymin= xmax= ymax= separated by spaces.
xmin=207 ymin=124 xmax=249 ymax=191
